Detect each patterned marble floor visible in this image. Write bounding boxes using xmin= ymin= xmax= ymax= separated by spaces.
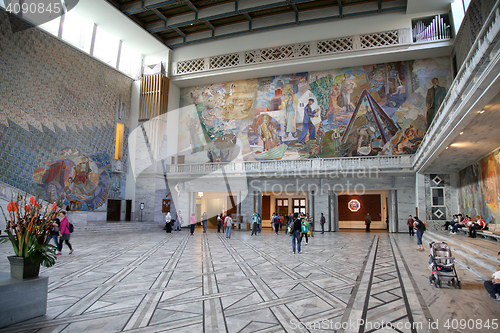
xmin=0 ymin=228 xmax=498 ymax=333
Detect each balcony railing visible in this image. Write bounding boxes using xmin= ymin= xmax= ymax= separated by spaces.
xmin=165 ymin=154 xmax=413 ymax=176
xmin=414 ymin=0 xmax=500 ymax=170
xmin=171 ymin=27 xmax=451 ymax=76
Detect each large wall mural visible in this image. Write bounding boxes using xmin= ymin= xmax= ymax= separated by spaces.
xmin=179 ymin=57 xmax=451 ymax=163
xmin=33 ymin=149 xmax=111 ymax=211
xmin=0 ymin=13 xmax=132 ymax=210
xmin=458 ymin=148 xmax=500 ymax=223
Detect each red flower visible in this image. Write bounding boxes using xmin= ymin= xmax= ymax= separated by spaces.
xmin=7 ymin=202 xmax=17 ymax=212
xmin=52 ymin=202 xmax=57 ymax=210
xmin=25 ymin=204 xmax=30 ymax=212
xmin=30 ymin=196 xmax=36 ymax=206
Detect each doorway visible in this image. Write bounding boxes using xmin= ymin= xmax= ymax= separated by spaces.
xmin=107 ymin=199 xmax=121 ymax=221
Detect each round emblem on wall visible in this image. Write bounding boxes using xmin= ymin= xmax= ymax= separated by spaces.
xmin=348 ymin=199 xmax=361 ymax=212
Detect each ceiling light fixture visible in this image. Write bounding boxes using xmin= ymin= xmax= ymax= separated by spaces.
xmin=460 ymin=131 xmax=463 ymax=135
xmin=446 ymin=147 xmax=449 ymax=149
xmin=479 ymin=109 xmax=485 ymax=113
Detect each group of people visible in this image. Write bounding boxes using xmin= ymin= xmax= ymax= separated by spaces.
xmin=48 ymin=211 xmax=74 ymax=255
xmin=164 ymin=211 xmax=184 ymax=233
xmin=443 ymin=214 xmax=488 ymax=237
xmin=289 ymin=212 xmax=316 ymax=254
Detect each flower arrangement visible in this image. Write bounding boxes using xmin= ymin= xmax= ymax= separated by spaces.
xmin=1 ymin=195 xmax=59 ymax=267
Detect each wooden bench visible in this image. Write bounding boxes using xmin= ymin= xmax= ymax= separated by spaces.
xmin=477 ymin=223 xmax=500 ymax=242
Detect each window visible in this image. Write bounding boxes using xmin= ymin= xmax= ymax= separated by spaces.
xmin=114 ymin=123 xmax=124 ymax=160
xmin=39 ymin=16 xmax=61 ymax=37
xmin=119 ymin=42 xmax=142 ymax=77
xmin=432 ymin=188 xmax=444 ymax=206
xmin=93 ymin=26 xmax=119 ymax=66
xmin=293 ymin=198 xmax=306 ymax=214
xmin=61 ymin=10 xmax=93 ymax=53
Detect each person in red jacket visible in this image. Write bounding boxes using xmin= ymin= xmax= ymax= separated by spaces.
xmin=56 ymin=211 xmax=74 ymax=255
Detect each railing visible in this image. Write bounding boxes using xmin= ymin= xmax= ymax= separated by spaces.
xmin=165 ymin=155 xmax=414 ymax=175
xmin=172 ymin=27 xmax=451 ymax=76
xmin=414 ymin=0 xmax=500 ymax=169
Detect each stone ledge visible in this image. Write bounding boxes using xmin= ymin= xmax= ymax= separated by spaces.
xmin=0 ymin=272 xmax=48 ymax=329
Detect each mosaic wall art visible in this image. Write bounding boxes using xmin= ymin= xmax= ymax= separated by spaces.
xmin=33 ymin=149 xmax=111 ymax=211
xmin=179 ymin=58 xmax=451 ymax=163
xmin=0 ymin=12 xmax=132 ymax=210
xmin=458 ymin=148 xmax=500 ymax=223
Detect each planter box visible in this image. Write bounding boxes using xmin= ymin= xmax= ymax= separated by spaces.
xmin=8 ymin=256 xmax=40 ymax=279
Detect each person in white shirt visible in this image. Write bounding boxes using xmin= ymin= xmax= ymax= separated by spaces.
xmin=224 ymin=214 xmax=233 ymax=239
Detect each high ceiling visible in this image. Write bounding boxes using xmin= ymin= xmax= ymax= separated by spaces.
xmin=105 ymin=0 xmax=408 ymax=48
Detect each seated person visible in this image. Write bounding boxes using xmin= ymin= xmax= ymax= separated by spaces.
xmin=444 ymin=214 xmax=457 ymax=231
xmin=451 ymin=215 xmax=469 ymax=234
xmin=484 ymin=251 xmax=500 ymax=300
xmin=469 ymin=215 xmax=486 ymax=238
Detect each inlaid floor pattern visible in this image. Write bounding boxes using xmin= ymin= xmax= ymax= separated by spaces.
xmin=0 ymin=229 xmax=498 ymax=333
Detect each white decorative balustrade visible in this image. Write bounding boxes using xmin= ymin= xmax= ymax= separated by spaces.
xmin=172 ymin=27 xmax=449 ymax=76
xmin=165 ymin=155 xmax=414 ymax=176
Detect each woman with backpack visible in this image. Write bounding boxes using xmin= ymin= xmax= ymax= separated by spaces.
xmin=56 ymin=211 xmax=74 ymax=255
xmin=291 ymin=213 xmax=302 ymax=254
xmin=300 ymin=213 xmax=310 ymax=245
xmin=413 ymin=216 xmax=427 ymax=252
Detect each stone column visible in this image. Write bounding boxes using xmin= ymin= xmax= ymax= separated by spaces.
xmin=388 ymin=189 xmax=398 ymax=233
xmin=332 ymin=191 xmax=339 ymax=232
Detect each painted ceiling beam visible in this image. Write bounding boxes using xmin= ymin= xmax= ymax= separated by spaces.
xmin=184 ymin=0 xmax=198 ymax=14
xmin=338 ymin=0 xmax=343 ymax=18
xmin=122 ymin=0 xmax=177 ymax=16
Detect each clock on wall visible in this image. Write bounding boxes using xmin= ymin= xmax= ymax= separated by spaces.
xmin=348 ymin=199 xmax=361 ymax=212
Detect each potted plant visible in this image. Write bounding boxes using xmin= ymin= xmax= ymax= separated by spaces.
xmin=1 ymin=195 xmax=59 ymax=279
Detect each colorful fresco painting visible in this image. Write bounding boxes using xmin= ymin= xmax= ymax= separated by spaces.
xmin=458 ymin=148 xmax=500 ymax=224
xmin=33 ymin=149 xmax=111 ymax=211
xmin=179 ymin=57 xmax=451 ymax=163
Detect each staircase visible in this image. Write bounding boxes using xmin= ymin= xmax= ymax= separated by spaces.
xmin=423 ymin=230 xmax=499 ymax=281
xmin=73 ymin=221 xmax=164 ymax=234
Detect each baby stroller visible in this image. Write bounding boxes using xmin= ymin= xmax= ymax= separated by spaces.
xmin=428 ymin=242 xmax=461 ymax=289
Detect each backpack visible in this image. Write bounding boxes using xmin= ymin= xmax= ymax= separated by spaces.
xmin=417 ymin=219 xmax=425 ymax=231
xmin=69 ymin=222 xmax=74 ymax=233
xmin=287 ymin=219 xmax=297 ymax=233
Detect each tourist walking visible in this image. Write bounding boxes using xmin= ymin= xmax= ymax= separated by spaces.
xmin=251 ymin=212 xmax=259 ymax=236
xmin=413 ymin=216 xmax=427 ymax=251
xmin=56 ymin=211 xmax=73 ymax=255
xmin=190 ymin=213 xmax=196 ymax=235
xmin=201 ymin=212 xmax=208 ymax=233
xmin=217 ymin=214 xmax=222 ymax=233
xmin=49 ymin=217 xmax=60 ymax=247
xmin=407 ymin=215 xmax=414 ymax=236
xmin=320 ymin=213 xmax=325 ymax=234
xmin=225 ymin=214 xmax=233 ymax=238
xmin=300 ymin=214 xmax=309 ymax=245
xmin=165 ymin=212 xmax=172 ymax=233
xmin=273 ymin=213 xmax=281 ymax=234
xmin=257 ymin=213 xmax=262 ymax=233
xmin=306 ymin=213 xmax=314 ymax=237
xmin=291 ymin=213 xmax=302 ymax=254
xmin=175 ymin=211 xmax=183 ymax=231
xmin=365 ymin=213 xmax=371 ymax=232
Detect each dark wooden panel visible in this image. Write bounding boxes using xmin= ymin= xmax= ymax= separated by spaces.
xmin=262 ymin=195 xmax=271 ymax=220
xmin=338 ymin=195 xmax=381 ymax=221
xmin=162 ymin=199 xmax=171 ymax=213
